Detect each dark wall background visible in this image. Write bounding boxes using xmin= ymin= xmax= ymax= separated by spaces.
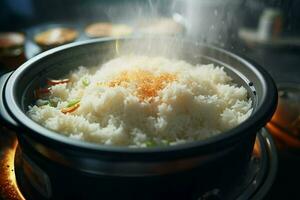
xmin=0 ymin=0 xmax=299 ymax=34
xmin=0 ymin=0 xmax=171 ymax=31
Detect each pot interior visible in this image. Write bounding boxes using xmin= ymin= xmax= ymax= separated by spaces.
xmin=16 ymin=37 xmax=259 ymax=113
xmin=3 ymin=36 xmax=276 ymax=154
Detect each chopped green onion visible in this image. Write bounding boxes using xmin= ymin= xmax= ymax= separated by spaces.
xmin=162 ymin=140 xmax=170 ymax=146
xmin=145 ymin=141 xmax=156 ymax=147
xmin=49 ymin=98 xmax=60 ymax=107
xmin=67 ymin=99 xmax=80 ymax=108
xmin=36 ymin=99 xmax=49 ymax=107
xmin=82 ymin=78 xmax=90 ymax=86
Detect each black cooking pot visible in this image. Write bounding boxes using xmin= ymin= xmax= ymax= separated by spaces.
xmin=0 ymin=37 xmax=277 ymax=200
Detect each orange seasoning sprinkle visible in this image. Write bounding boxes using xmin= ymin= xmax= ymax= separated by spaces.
xmin=105 ymin=69 xmax=177 ymax=101
xmin=61 ymin=103 xmax=80 ymax=114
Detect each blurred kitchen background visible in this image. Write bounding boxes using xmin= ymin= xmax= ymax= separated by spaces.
xmin=1 ymin=0 xmax=300 ymax=199
xmin=1 ymin=0 xmax=300 ymax=81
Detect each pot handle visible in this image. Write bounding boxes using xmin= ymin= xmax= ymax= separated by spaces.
xmin=0 ymin=72 xmax=20 ymax=129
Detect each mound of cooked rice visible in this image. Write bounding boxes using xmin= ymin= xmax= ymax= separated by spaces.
xmin=28 ymin=55 xmax=252 ymax=147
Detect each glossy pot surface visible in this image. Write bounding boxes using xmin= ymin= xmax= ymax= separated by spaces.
xmin=0 ymin=37 xmax=277 ymax=199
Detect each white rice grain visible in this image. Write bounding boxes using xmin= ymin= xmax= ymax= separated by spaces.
xmin=28 ymin=56 xmax=252 ymax=147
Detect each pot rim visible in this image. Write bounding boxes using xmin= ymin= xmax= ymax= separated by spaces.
xmin=3 ymin=37 xmax=278 ymax=154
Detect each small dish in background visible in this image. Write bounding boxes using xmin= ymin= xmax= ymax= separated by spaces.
xmin=0 ymin=32 xmax=26 ymax=69
xmin=85 ymin=22 xmax=133 ymax=38
xmin=34 ymin=27 xmax=78 ymax=51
